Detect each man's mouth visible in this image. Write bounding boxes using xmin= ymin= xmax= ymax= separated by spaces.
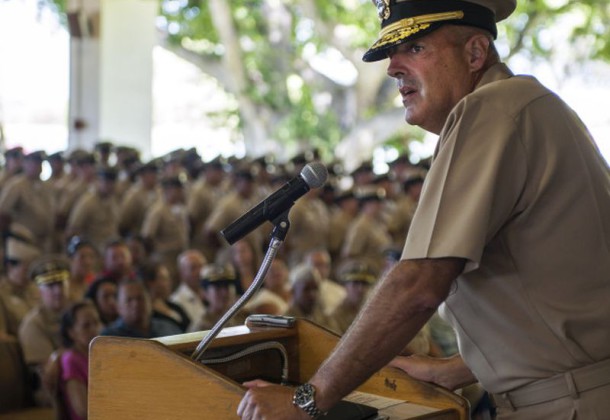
xmin=398 ymin=83 xmax=417 ymax=99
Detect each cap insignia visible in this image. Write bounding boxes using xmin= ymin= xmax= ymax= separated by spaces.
xmin=375 ymin=0 xmax=391 ymax=20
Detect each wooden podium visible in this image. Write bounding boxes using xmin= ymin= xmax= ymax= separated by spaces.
xmin=89 ymin=319 xmax=468 ymax=419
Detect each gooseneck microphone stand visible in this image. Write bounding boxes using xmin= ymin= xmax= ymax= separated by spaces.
xmin=190 ymin=212 xmax=291 ymax=362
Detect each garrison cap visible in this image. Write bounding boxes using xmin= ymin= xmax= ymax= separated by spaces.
xmin=24 ymin=150 xmax=47 ymax=162
xmin=134 ymin=160 xmax=160 ymax=175
xmin=95 ymin=141 xmax=113 ymax=153
xmin=334 ymin=188 xmax=356 ymax=203
xmin=97 ymin=166 xmax=118 ymax=181
xmin=160 ymin=176 xmax=184 ymax=189
xmin=355 ymin=186 xmax=386 ymax=202
xmin=200 ymin=264 xmax=236 ymax=288
xmin=364 ymin=0 xmax=517 ymax=62
xmin=29 ymin=255 xmax=70 ymax=286
xmin=5 ymin=147 xmax=24 ymax=159
xmin=72 ymin=151 xmax=96 ymax=165
xmin=403 ymin=174 xmax=425 ymax=190
xmin=338 ymin=260 xmax=378 ymax=284
xmin=46 ymin=151 xmax=65 ymax=162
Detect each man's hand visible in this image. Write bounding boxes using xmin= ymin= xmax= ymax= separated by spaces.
xmin=237 ymin=380 xmax=309 ymax=420
xmin=388 ymin=354 xmax=476 ymax=390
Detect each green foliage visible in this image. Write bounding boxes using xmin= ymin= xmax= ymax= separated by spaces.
xmin=45 ymin=0 xmax=610 ymax=160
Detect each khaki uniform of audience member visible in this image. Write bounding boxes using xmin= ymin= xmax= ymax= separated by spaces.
xmin=0 ymin=147 xmax=24 ymax=192
xmin=284 ymin=264 xmax=340 ymax=334
xmin=0 ymin=226 xmax=42 ymax=337
xmin=341 ymin=188 xmax=392 ymax=271
xmin=141 ymin=177 xmax=189 ymax=279
xmin=330 ymin=262 xmax=375 ymax=335
xmin=19 ymin=306 xmax=63 ymax=369
xmin=66 ymin=168 xmax=120 ymax=253
xmin=57 ymin=153 xmax=97 ymax=225
xmin=119 ymin=184 xmax=161 ymax=236
xmin=0 ymin=281 xmax=40 ymax=339
xmin=118 ymin=163 xmax=161 ymax=237
xmin=204 ymin=173 xmax=262 ymax=261
xmin=386 ymin=177 xmax=423 ymax=249
xmin=190 ymin=264 xmax=247 ymax=331
xmin=285 ymin=193 xmax=330 ymax=268
xmin=327 ymin=190 xmax=358 ymax=264
xmin=188 ymin=178 xmax=221 ymax=261
xmin=18 ymin=256 xmax=70 ymax=406
xmin=0 ymin=152 xmax=55 ymax=252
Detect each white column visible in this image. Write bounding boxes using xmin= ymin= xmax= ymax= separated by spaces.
xmin=67 ymin=0 xmax=156 ymax=158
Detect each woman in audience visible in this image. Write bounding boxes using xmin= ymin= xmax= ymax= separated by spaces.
xmin=221 ymin=239 xmax=259 ymax=296
xmin=58 ymin=300 xmax=101 ymax=420
xmin=138 ymin=261 xmax=190 ymax=333
xmin=84 ymin=277 xmax=118 ymax=327
xmin=66 ymin=236 xmax=100 ymax=302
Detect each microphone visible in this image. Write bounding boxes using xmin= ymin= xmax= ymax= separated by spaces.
xmin=221 ymin=161 xmax=328 ymax=245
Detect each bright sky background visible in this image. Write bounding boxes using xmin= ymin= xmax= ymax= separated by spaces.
xmin=1 ymin=0 xmax=609 ymax=163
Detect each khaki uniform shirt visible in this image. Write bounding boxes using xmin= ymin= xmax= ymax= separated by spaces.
xmin=204 ymin=191 xmax=262 ymax=258
xmin=330 ymin=300 xmax=361 ymax=335
xmin=342 ymin=213 xmax=392 ymax=271
xmin=285 ymin=196 xmax=330 ymax=267
xmin=188 ymin=179 xmax=223 ymax=260
xmin=403 ymin=63 xmax=610 ymax=393
xmin=387 ymin=193 xmax=417 ymax=248
xmin=18 ymin=306 xmax=62 ymax=365
xmin=0 ymin=175 xmax=55 ymax=250
xmin=119 ymin=183 xmax=161 ymax=236
xmin=285 ymin=303 xmax=340 ymax=334
xmin=0 ymin=281 xmax=40 ymax=336
xmin=328 ymin=207 xmax=356 ymax=260
xmin=67 ymin=190 xmax=120 ymax=253
xmin=141 ymin=200 xmax=189 ymax=257
xmin=58 ymin=178 xmax=90 ymax=220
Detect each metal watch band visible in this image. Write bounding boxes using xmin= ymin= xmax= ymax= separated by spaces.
xmin=302 ymin=402 xmax=323 ymax=419
xmin=293 ymin=383 xmax=324 ymax=419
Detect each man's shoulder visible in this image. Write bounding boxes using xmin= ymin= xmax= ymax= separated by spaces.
xmin=18 ymin=306 xmax=45 ymax=333
xmin=100 ymin=319 xmax=131 ymax=337
xmin=471 ymin=65 xmax=552 ymax=114
xmin=151 ymin=317 xmax=183 ymax=337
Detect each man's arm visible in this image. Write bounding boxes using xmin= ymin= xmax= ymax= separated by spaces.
xmin=238 ymin=257 xmax=464 ymax=419
xmin=388 ymin=354 xmax=477 ymax=391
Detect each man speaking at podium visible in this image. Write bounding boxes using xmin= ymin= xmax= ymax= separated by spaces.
xmin=238 ymin=0 xmax=610 ymax=419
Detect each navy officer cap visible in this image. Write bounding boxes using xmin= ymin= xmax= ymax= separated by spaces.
xmin=364 ymin=0 xmax=517 ymax=62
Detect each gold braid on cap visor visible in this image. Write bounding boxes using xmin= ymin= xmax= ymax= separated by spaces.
xmin=373 ymin=10 xmax=465 ymax=49
xmin=343 ymin=273 xmax=377 ymax=283
xmin=35 ymin=271 xmax=69 ymax=286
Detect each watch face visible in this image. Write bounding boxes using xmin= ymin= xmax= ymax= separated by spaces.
xmin=294 ymin=383 xmax=315 ymax=406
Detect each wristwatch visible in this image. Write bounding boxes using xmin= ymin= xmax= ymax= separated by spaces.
xmin=293 ymin=383 xmax=324 ymax=418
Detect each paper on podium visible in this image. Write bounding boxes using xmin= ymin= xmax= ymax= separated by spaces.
xmin=344 ymin=391 xmax=442 ymax=419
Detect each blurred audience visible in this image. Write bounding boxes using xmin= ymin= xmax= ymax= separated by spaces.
xmin=190 ymin=264 xmax=246 ymax=332
xmin=101 ymin=279 xmax=182 ymax=338
xmin=139 ymin=261 xmax=190 ymax=333
xmin=243 ymin=257 xmax=290 ymax=316
xmin=57 ymin=300 xmax=101 ymax=420
xmin=19 ymin=255 xmax=70 ymax=406
xmin=84 ymin=277 xmax=118 ymax=327
xmin=170 ymin=249 xmax=207 ymax=331
xmin=284 ymin=263 xmax=339 ymax=334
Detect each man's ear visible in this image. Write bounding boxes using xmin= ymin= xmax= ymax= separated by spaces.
xmin=465 ymin=34 xmax=491 ymax=71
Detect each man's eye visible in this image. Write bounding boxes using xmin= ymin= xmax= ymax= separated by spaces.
xmin=409 ymin=45 xmax=424 ymax=53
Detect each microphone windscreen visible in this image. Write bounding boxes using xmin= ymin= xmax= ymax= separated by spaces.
xmin=301 ymin=162 xmax=328 ymax=189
